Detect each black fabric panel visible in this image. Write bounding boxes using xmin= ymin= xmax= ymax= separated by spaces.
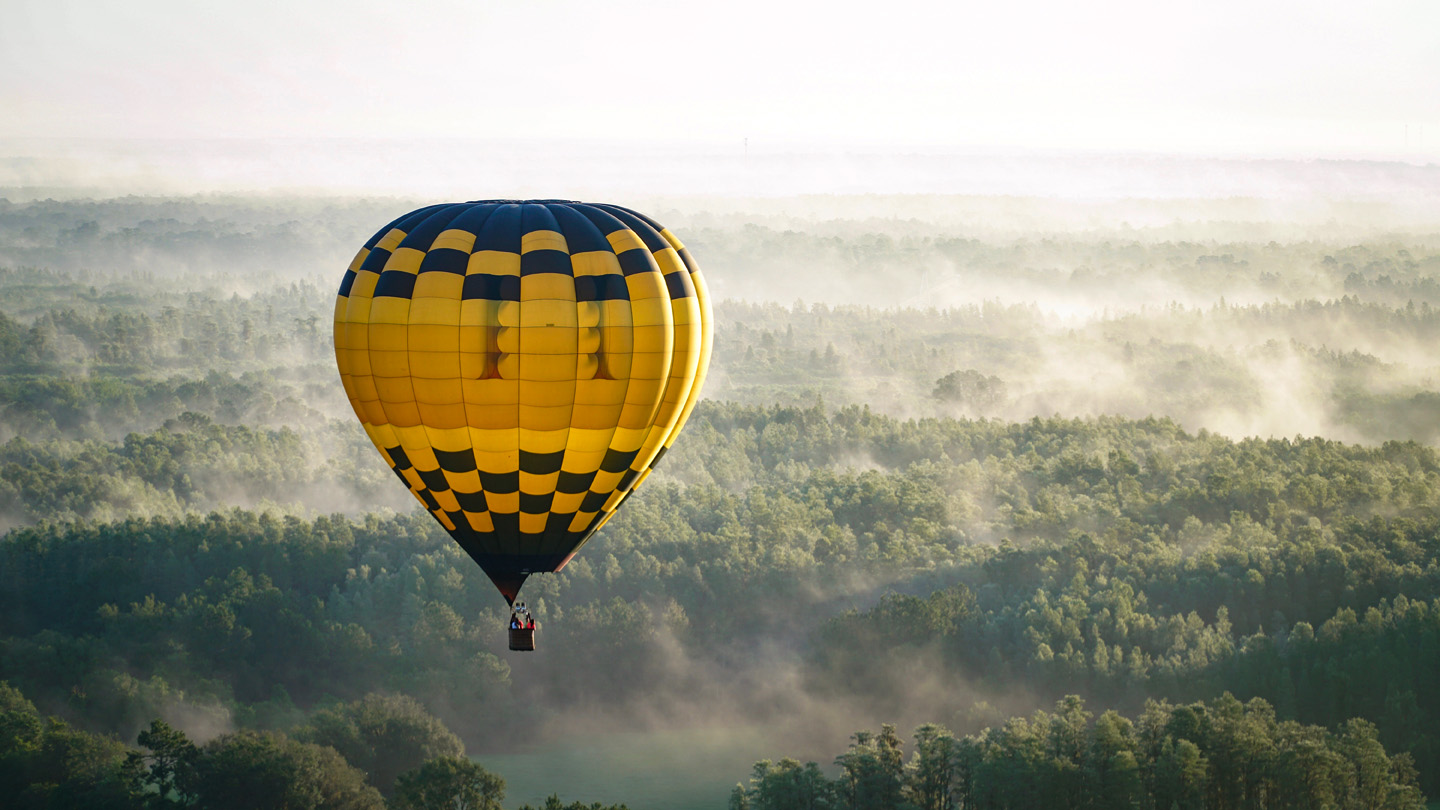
xmin=359 ymin=248 xmax=392 ymax=273
xmin=397 ymin=204 xmax=469 ymax=251
xmin=442 ymin=203 xmax=498 ymax=238
xmin=418 ymin=467 xmax=451 ymax=492
xmin=617 ymin=469 xmax=640 ymax=491
xmin=597 ymin=204 xmax=671 ymax=252
xmin=547 ymin=204 xmax=612 ymax=254
xmin=373 ymin=271 xmax=417 ymax=299
xmin=581 ymin=490 xmax=609 ymax=513
xmin=519 ymin=492 xmax=554 ymax=513
xmin=419 ymin=247 xmax=469 ymax=275
xmin=664 ymin=271 xmax=693 ymax=299
xmin=574 ymin=275 xmax=630 ymax=302
xmin=600 ymin=448 xmax=638 ymax=473
xmin=479 ymin=470 xmax=519 ymax=494
xmin=569 ymin=203 xmax=630 ymax=236
xmin=519 ymin=450 xmax=565 ymax=475
xmin=435 ymin=448 xmax=478 ymax=473
xmin=648 ymin=445 xmax=668 ymax=468
xmin=556 ymin=470 xmax=596 ymax=494
xmin=491 ymin=511 xmax=519 ymax=534
xmin=338 ymin=269 xmax=357 ymax=296
xmin=462 ymin=274 xmax=520 ymax=301
xmin=617 ymin=250 xmax=656 ymax=277
xmin=454 ymin=489 xmax=488 ymax=512
xmin=520 ymin=249 xmax=572 ymax=277
xmin=473 ymin=204 xmax=522 ymax=253
xmin=418 ymin=489 xmax=440 ymax=511
xmin=386 ymin=446 xmax=412 ymax=470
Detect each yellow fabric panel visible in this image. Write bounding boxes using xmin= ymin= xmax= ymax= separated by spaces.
xmin=409 ymin=351 xmax=461 ymax=380
xmin=373 ymin=375 xmax=415 ymax=403
xmin=399 ymin=467 xmax=424 ymax=490
xmin=518 ymin=428 xmax=569 ymax=454
xmin=609 ymin=426 xmax=648 ymax=452
xmin=517 ymin=354 xmax=578 ymax=381
xmin=468 ymin=251 xmax=521 ymax=276
xmin=431 ymin=228 xmax=478 ymax=253
xmin=350 ymin=270 xmax=380 ymax=299
xmin=487 ymin=491 xmax=519 ymax=513
xmin=522 ymin=273 xmax=577 ymax=301
xmin=606 ymin=230 xmax=645 ymax=254
xmin=627 ymin=276 xmax=667 ymax=306
xmin=383 ymin=247 xmax=425 ymax=275
xmin=347 ymin=247 xmax=370 ymax=273
xmin=552 ymin=491 xmax=586 ymax=514
xmin=520 ymin=403 xmax=573 ymax=431
xmin=460 ymin=299 xmax=503 ymax=326
xmin=465 ymin=511 xmax=495 ymax=533
xmin=630 ymin=297 xmax=669 ymax=326
xmin=668 ymin=267 xmax=715 ymax=446
xmin=572 ymin=403 xmax=624 ymax=429
xmin=521 ymin=230 xmax=568 ymax=254
xmin=463 ymin=379 xmax=518 ymax=405
xmin=658 ymin=228 xmax=685 ymax=250
xmin=601 ymin=490 xmax=625 ymax=511
xmin=413 ymin=272 xmax=464 ymax=299
xmin=466 ymin=403 xmax=518 ymax=429
xmin=374 ymin=228 xmax=406 ymax=253
xmin=412 ymin=378 xmax=462 ymax=405
xmin=519 ymin=512 xmax=548 ymax=534
xmin=520 ymin=300 xmax=579 ymax=329
xmin=568 ymin=512 xmax=599 ymax=533
xmin=361 ymin=400 xmax=389 ymax=427
xmin=369 ymin=298 xmax=411 ymax=326
xmin=435 ymin=510 xmax=457 ymax=531
xmin=434 ymin=490 xmax=461 ymax=513
xmin=577 ymin=303 xmax=601 ymax=329
xmin=497 ymin=327 xmax=520 ymax=356
xmin=571 ymin=251 xmax=622 ymax=277
xmin=369 ymin=351 xmax=412 ymax=379
xmin=409 ymin=298 xmax=462 ymax=325
xmin=520 ymin=471 xmax=560 ymax=495
xmin=425 ymin=426 xmax=472 ymax=453
xmin=445 ymin=470 xmax=482 ymax=491
xmin=470 ymin=428 xmax=520 ymax=453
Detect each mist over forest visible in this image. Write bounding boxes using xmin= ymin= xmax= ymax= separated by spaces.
xmin=2 ymin=169 xmax=1439 ymax=809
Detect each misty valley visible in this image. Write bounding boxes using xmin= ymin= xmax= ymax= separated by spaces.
xmin=1 ymin=193 xmax=1438 ymax=810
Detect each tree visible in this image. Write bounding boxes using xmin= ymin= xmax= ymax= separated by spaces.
xmin=391 ymin=757 xmax=504 ymax=810
xmin=128 ymin=720 xmax=199 ymax=808
xmin=931 ymin=370 xmax=1006 ymax=411
xmin=191 ymin=730 xmax=382 ymax=810
xmin=295 ymin=694 xmax=463 ymax=796
xmin=906 ymin=724 xmax=957 ymax=810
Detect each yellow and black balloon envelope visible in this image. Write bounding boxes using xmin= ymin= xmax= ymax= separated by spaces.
xmin=334 ymin=201 xmax=712 ymax=603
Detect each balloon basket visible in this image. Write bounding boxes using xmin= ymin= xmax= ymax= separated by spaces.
xmin=508 ymin=627 xmax=536 ymax=652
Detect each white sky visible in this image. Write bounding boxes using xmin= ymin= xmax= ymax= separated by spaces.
xmin=1 ymin=0 xmax=1437 ymax=159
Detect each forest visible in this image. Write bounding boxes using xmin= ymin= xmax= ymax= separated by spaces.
xmin=0 ymin=194 xmax=1438 ymax=808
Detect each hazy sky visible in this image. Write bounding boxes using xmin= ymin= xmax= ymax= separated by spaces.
xmin=2 ymin=0 xmax=1437 ymax=159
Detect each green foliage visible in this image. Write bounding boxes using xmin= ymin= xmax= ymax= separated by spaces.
xmin=295 ymin=694 xmax=464 ymax=796
xmin=735 ymin=697 xmax=1427 ymax=810
xmin=392 ymin=756 xmax=504 ymax=810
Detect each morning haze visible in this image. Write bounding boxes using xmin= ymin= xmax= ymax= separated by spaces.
xmin=2 ymin=1 xmax=1438 ymax=809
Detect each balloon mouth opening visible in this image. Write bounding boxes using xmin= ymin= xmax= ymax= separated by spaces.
xmin=483 ymin=569 xmax=529 ymax=606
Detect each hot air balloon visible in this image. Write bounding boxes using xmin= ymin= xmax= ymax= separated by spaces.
xmin=333 ymin=201 xmax=712 ymax=648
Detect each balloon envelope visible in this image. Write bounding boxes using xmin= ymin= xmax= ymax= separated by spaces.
xmin=334 ymin=201 xmax=713 ymax=602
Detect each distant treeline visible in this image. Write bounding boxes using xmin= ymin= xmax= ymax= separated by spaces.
xmin=733 ymin=695 xmax=1425 ymax=810
xmin=0 ymin=682 xmax=625 ymax=810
